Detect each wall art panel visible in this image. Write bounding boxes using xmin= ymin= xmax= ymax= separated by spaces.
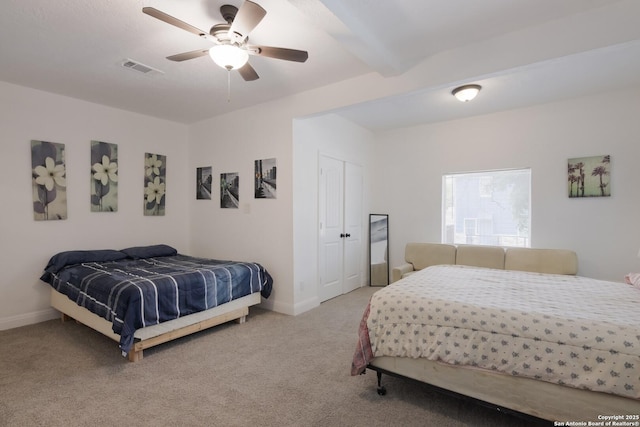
xmin=31 ymin=140 xmax=67 ymax=221
xmin=220 ymin=172 xmax=239 ymax=209
xmin=254 ymin=157 xmax=277 ymax=199
xmin=568 ymin=155 xmax=611 ymax=198
xmin=196 ymin=166 xmax=212 ymax=200
xmin=91 ymin=140 xmax=118 ymax=212
xmin=144 ymin=152 xmax=166 ymax=216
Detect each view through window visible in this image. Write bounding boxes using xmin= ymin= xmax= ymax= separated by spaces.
xmin=442 ymin=168 xmax=531 ymax=247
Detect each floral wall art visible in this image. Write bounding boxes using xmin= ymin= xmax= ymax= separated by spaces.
xmin=144 ymin=152 xmax=166 ymax=216
xmin=568 ymin=155 xmax=611 ymax=198
xmin=31 ymin=140 xmax=67 ymax=221
xmin=90 ymin=141 xmax=118 ymax=212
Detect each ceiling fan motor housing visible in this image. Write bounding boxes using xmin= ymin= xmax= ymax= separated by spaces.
xmin=213 ymin=5 xmax=246 ymax=44
xmin=220 ymin=5 xmax=238 ymax=24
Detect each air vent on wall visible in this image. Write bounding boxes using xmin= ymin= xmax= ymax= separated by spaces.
xmin=121 ymin=58 xmax=164 ymax=76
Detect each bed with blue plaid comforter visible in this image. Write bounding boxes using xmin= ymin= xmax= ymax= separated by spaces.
xmin=40 ymin=247 xmax=273 ymax=355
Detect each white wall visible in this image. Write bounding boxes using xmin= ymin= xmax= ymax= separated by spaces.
xmin=0 ymin=82 xmax=190 ymax=329
xmin=188 ymin=96 xmax=375 ymax=316
xmin=187 ymin=99 xmax=297 ymax=314
xmin=373 ymin=87 xmax=640 ymax=281
xmin=292 ymin=113 xmax=375 ymax=313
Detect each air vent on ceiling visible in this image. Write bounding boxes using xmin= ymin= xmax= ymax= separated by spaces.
xmin=121 ymin=59 xmax=164 ymax=76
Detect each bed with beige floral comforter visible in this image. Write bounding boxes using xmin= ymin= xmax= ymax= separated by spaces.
xmin=352 ymin=265 xmax=640 ymax=400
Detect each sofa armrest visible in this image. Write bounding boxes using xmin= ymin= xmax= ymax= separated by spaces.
xmin=392 ymin=263 xmax=414 ymax=283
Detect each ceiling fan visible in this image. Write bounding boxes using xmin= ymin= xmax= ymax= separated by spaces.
xmin=142 ymin=0 xmax=309 ymax=81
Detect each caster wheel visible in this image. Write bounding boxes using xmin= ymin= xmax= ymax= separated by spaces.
xmin=377 ymin=386 xmax=387 ymax=396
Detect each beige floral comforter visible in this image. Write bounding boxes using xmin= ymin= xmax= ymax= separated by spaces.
xmin=363 ymin=265 xmax=640 ymax=399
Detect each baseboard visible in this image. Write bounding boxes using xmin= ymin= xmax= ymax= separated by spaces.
xmin=258 ymin=298 xmax=295 ymax=315
xmin=0 ymin=307 xmax=59 ymax=331
xmin=258 ymin=295 xmax=319 ymax=316
xmin=292 ymin=296 xmax=320 ymax=315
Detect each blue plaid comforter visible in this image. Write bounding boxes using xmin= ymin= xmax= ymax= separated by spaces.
xmin=41 ymin=255 xmax=273 ymax=354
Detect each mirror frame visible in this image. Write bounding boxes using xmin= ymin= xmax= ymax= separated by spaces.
xmin=369 ymin=214 xmax=389 ymax=286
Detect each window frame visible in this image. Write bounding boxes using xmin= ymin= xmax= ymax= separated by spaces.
xmin=441 ymin=168 xmax=531 ymax=247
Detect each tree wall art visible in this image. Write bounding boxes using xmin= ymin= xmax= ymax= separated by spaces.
xmin=568 ymin=155 xmax=611 ymax=198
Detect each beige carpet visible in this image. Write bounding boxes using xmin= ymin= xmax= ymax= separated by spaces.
xmin=0 ymin=287 xmax=549 ymax=427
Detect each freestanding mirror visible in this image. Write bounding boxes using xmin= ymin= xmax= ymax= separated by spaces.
xmin=369 ymin=214 xmax=389 ymax=286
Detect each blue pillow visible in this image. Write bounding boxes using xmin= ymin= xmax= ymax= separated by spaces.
xmin=120 ymin=244 xmax=177 ymax=260
xmin=44 ymin=249 xmax=128 ymax=274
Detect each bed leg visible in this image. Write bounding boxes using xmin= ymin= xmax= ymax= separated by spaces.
xmin=376 ymin=371 xmax=387 ymax=396
xmin=60 ymin=313 xmax=71 ymax=322
xmin=128 ymin=349 xmax=143 ymax=362
xmin=236 ymin=315 xmax=247 ymax=324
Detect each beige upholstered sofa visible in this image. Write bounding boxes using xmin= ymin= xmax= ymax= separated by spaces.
xmin=391 ymin=243 xmax=578 ymax=283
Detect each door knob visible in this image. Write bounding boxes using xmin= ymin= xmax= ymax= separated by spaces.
xmin=340 ymin=233 xmax=345 ymax=238
xmin=345 ymin=233 xmax=351 ymax=238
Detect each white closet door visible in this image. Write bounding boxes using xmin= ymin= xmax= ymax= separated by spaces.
xmin=343 ymin=162 xmax=362 ymax=293
xmin=318 ymin=155 xmax=362 ymax=302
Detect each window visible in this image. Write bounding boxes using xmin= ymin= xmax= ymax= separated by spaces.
xmin=442 ymin=168 xmax=531 ymax=247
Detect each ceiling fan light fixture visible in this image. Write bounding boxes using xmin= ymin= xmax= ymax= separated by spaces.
xmin=209 ymin=44 xmax=249 ymax=70
xmin=452 ymin=84 xmax=482 ymax=102
xmin=143 ymin=3 xmax=308 ymax=83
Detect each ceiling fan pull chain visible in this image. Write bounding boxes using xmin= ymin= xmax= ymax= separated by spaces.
xmin=227 ymin=69 xmax=231 ymax=103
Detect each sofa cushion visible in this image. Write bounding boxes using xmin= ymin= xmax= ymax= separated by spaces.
xmin=456 ymin=245 xmax=505 ymax=270
xmin=405 ymin=243 xmax=456 ymax=271
xmin=504 ymin=248 xmax=577 ymax=275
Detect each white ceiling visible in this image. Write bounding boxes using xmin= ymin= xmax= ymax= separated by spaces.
xmin=1 ymin=0 xmax=639 ymax=129
xmin=337 ymin=39 xmax=640 ymax=131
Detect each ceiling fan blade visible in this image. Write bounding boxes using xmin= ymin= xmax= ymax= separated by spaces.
xmin=237 ymin=62 xmax=259 ymax=81
xmin=167 ymin=49 xmax=210 ymax=62
xmin=142 ymin=7 xmax=209 ymax=39
xmin=248 ymin=46 xmax=309 ymax=63
xmin=229 ymin=1 xmax=266 ymax=40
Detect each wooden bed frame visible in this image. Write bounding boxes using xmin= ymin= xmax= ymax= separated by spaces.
xmin=367 ymin=356 xmax=640 ymax=422
xmin=51 ymin=288 xmax=261 ymax=361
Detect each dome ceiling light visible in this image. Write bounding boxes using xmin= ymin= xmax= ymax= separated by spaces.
xmin=452 ymin=84 xmax=482 ymax=102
